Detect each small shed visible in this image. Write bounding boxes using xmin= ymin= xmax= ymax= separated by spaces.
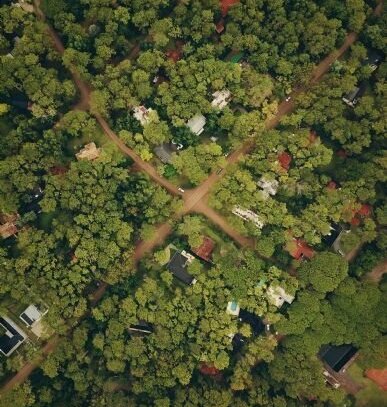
xmin=257 ymin=175 xmax=279 ymax=196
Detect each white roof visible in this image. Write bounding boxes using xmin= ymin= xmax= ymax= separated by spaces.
xmin=267 ymin=286 xmax=294 ymax=308
xmin=232 ymin=206 xmax=264 ymax=229
xmin=133 ymin=105 xmax=153 ymax=125
xmin=19 ymin=304 xmax=47 ymax=327
xmin=211 ymin=89 xmax=231 ymax=109
xmin=226 ymin=301 xmax=240 ymax=316
xmin=186 ymin=114 xmax=206 ymax=135
xmin=257 ymin=176 xmax=279 ymax=196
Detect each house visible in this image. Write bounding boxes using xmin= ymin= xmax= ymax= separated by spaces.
xmin=154 ymin=143 xmax=175 ymax=164
xmin=133 ymin=105 xmax=153 ymax=126
xmin=238 ymin=309 xmax=265 ymax=336
xmin=128 ymin=321 xmax=153 ymax=335
xmin=332 ymin=229 xmax=351 ymax=256
xmin=0 ymin=222 xmax=18 ymax=239
xmin=278 ymin=152 xmax=292 ymax=171
xmin=319 ymin=344 xmax=358 ymax=373
xmin=226 ymin=301 xmax=240 ymax=316
xmin=285 ymin=238 xmax=315 ymax=260
xmin=211 ymin=90 xmax=231 ymax=109
xmin=322 ymin=223 xmax=344 ymax=247
xmin=0 ymin=316 xmax=27 ymax=357
xmin=168 ymin=250 xmax=197 ymax=285
xmin=363 ymin=49 xmax=383 ymax=71
xmin=267 ymin=285 xmax=295 ymax=308
xmin=76 ymin=142 xmax=101 ymax=161
xmin=342 ymin=84 xmax=366 ymax=108
xmin=221 ymin=0 xmax=240 ymax=17
xmin=193 ymin=236 xmax=215 ymax=262
xmin=350 ymin=203 xmax=372 ymax=226
xmin=186 ymin=114 xmax=206 ymax=136
xmin=19 ymin=304 xmax=48 ymax=328
xmin=199 ymin=362 xmax=221 ymax=376
xmin=0 ymin=213 xmax=19 ymax=239
xmin=232 ymin=206 xmax=264 ymax=229
xmin=257 ymin=175 xmax=279 ymax=196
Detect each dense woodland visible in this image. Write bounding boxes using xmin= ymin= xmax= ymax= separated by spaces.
xmin=0 ymin=0 xmax=386 ymax=406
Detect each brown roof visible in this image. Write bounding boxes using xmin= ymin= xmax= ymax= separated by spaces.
xmin=0 ymin=222 xmax=18 ymax=239
xmin=193 ymin=237 xmax=215 ymax=262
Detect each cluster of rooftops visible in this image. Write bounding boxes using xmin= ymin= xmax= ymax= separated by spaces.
xmin=0 ymin=304 xmax=47 ymax=357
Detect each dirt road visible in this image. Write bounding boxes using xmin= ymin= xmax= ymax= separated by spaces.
xmin=366 ymin=260 xmax=387 ymax=283
xmin=1 ymin=0 xmax=382 ymax=397
xmin=0 ymin=335 xmax=60 ymax=393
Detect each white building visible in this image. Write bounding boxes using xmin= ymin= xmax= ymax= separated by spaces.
xmin=186 ymin=114 xmax=206 ymax=135
xmin=211 ymin=89 xmax=231 ymax=109
xmin=267 ymin=286 xmax=294 ymax=308
xmin=133 ymin=105 xmax=153 ymax=125
xmin=232 ymin=206 xmax=264 ymax=229
xmin=226 ymin=301 xmax=240 ymax=316
xmin=257 ymin=175 xmax=279 ymax=196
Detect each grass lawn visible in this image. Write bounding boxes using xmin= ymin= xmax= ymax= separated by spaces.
xmin=347 ymin=363 xmax=387 ymax=407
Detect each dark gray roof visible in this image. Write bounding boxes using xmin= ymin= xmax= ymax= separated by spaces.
xmin=319 ymin=344 xmax=357 ymax=372
xmin=154 ymin=144 xmax=174 ymax=164
xmin=168 ymin=251 xmax=195 ymax=285
xmin=0 ymin=316 xmax=26 ymax=356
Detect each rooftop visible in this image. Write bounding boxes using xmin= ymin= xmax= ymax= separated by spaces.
xmin=267 ymin=286 xmax=295 ymax=308
xmin=133 ymin=105 xmax=153 ymax=126
xmin=319 ymin=344 xmax=358 ymax=372
xmin=211 ymin=89 xmax=231 ymax=109
xmin=193 ymin=236 xmax=215 ymax=262
xmin=226 ymin=301 xmax=240 ymax=316
xmin=19 ymin=304 xmax=47 ymax=328
xmin=75 ymin=142 xmax=101 ymax=161
xmin=278 ymin=152 xmax=292 ymax=171
xmin=186 ymin=114 xmax=206 ymax=135
xmin=285 ymin=238 xmax=315 ymax=260
xmin=0 ymin=316 xmax=27 ymax=357
xmin=168 ymin=250 xmax=196 ymax=285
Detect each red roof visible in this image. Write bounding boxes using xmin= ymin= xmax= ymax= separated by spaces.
xmin=286 ymin=238 xmax=315 ymax=260
xmin=351 ymin=204 xmax=372 ymax=225
xmin=366 ymin=369 xmax=387 ymax=391
xmin=166 ymin=49 xmax=182 ymax=63
xmin=278 ymin=152 xmax=292 ymax=170
xmin=336 ymin=149 xmax=347 ymax=158
xmin=49 ymin=166 xmax=67 ymax=175
xmin=194 ymin=237 xmax=215 ymax=262
xmin=358 ymin=204 xmax=372 ymax=217
xmin=220 ymin=0 xmax=240 ymax=17
xmin=199 ymin=363 xmax=220 ymax=376
xmin=327 ymin=181 xmax=337 ymax=190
